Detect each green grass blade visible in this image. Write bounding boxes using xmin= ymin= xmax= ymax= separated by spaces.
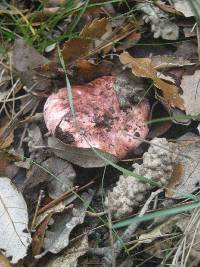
xmin=113 ymin=201 xmax=200 ymax=229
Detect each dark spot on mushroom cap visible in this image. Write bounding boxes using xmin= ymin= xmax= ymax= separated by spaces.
xmin=55 ymin=126 xmax=75 ymax=144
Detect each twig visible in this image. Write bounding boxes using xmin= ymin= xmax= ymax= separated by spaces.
xmin=37 ymin=186 xmax=79 ymax=215
xmin=37 ymin=180 xmax=94 ymax=215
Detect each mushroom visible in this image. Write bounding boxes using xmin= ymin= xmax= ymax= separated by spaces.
xmin=44 ymin=76 xmax=150 ymax=158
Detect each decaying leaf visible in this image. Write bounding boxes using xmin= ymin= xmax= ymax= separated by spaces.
xmin=173 ymin=0 xmax=195 ymax=17
xmin=0 ymin=255 xmax=12 ymax=267
xmin=168 ymin=133 xmax=200 ymax=197
xmin=0 ymin=118 xmax=14 ymax=149
xmin=41 ymin=235 xmax=88 ymax=267
xmin=119 ymin=52 xmax=184 ymax=109
xmin=25 ymin=163 xmax=49 ymax=189
xmin=12 ymin=38 xmax=61 ymax=93
xmin=181 ymin=69 xmax=200 ymax=116
xmin=32 ymin=214 xmax=52 ymax=256
xmin=25 ymin=156 xmax=75 ymax=192
xmin=48 ymin=137 xmax=117 ymax=168
xmin=36 ymin=190 xmax=94 ymax=257
xmin=165 ymin=163 xmax=184 ymax=197
xmin=42 ymin=157 xmax=76 ymax=199
xmin=34 ymin=202 xmax=66 ymax=229
xmin=0 ymin=177 xmax=31 ymax=263
xmin=0 ymin=151 xmax=20 ymax=177
xmin=75 ymin=59 xmax=112 ymax=83
xmin=62 ymin=18 xmax=109 ymax=64
xmin=27 ymin=123 xmax=45 ymax=162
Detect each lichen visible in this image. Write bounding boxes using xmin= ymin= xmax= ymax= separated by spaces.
xmin=137 ymin=2 xmax=179 ymax=40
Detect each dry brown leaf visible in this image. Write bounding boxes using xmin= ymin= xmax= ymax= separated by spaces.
xmin=119 ymin=52 xmax=184 ymax=109
xmin=75 ymin=59 xmax=112 ymax=82
xmin=32 ymin=214 xmax=52 ymax=256
xmin=167 ymin=133 xmax=200 ymax=198
xmin=0 ymin=255 xmax=12 ymax=267
xmin=62 ymin=18 xmax=109 ymax=64
xmin=0 ymin=151 xmax=19 ymax=177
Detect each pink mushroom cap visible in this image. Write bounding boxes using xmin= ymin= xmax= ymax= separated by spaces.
xmin=44 ymin=76 xmax=150 ymax=159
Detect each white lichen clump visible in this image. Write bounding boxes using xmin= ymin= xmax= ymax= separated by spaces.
xmin=104 ymin=138 xmax=177 ymax=219
xmin=136 ymin=2 xmax=179 ymax=40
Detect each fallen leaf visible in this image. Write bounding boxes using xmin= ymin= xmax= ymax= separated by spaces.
xmin=27 ymin=123 xmax=44 ymax=159
xmin=48 ymin=137 xmax=117 ymax=168
xmin=42 ymin=157 xmax=76 ymax=199
xmin=12 ymin=38 xmax=61 ymax=93
xmin=25 ymin=163 xmax=49 ymax=189
xmin=40 ymin=235 xmax=88 ymax=267
xmin=34 ymin=202 xmax=66 ymax=229
xmin=0 ymin=177 xmax=31 ymax=263
xmin=0 ymin=151 xmax=20 ymax=177
xmin=119 ymin=52 xmax=184 ymax=109
xmin=0 ymin=118 xmax=14 ymax=149
xmin=173 ymin=0 xmax=194 ymax=17
xmin=62 ymin=18 xmax=109 ymax=64
xmin=181 ymin=69 xmax=200 ymax=116
xmin=0 ymin=255 xmax=12 ymax=267
xmin=75 ymin=59 xmax=112 ymax=83
xmin=165 ymin=163 xmax=184 ymax=197
xmin=148 ymin=101 xmax=172 ymax=138
xmin=32 ymin=214 xmax=52 ymax=256
xmin=168 ymin=133 xmax=200 ymax=197
xmin=116 ymin=31 xmax=141 ymax=51
xmin=36 ymin=190 xmax=94 ymax=257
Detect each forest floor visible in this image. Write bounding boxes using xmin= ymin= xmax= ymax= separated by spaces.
xmin=1 ymin=1 xmax=200 ymax=267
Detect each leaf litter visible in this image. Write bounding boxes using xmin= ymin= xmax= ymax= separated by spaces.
xmin=0 ymin=177 xmax=31 ymax=263
xmin=1 ymin=0 xmax=200 ymax=266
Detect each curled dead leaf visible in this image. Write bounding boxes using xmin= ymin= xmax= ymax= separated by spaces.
xmin=75 ymin=59 xmax=112 ymax=83
xmin=62 ymin=18 xmax=109 ymax=64
xmin=165 ymin=162 xmax=184 ymax=197
xmin=119 ymin=52 xmax=184 ymax=110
